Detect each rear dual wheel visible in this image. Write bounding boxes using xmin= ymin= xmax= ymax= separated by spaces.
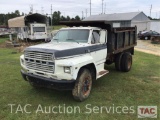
xmin=115 ymin=52 xmax=132 ymax=72
xmin=115 ymin=53 xmax=123 ymax=71
xmin=121 ymin=52 xmax=132 ymax=72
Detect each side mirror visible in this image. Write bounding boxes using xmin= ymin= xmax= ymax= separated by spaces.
xmin=100 ymin=30 xmax=107 ymax=43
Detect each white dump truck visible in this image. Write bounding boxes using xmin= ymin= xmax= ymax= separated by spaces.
xmin=20 ymin=21 xmax=137 ymax=101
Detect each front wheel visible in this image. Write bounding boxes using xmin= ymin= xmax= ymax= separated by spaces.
xmin=72 ymin=68 xmax=92 ymax=102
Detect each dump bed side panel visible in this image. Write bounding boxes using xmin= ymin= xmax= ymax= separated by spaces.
xmin=107 ymin=27 xmax=137 ymax=54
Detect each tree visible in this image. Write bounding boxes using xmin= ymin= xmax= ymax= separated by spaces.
xmin=75 ymin=15 xmax=80 ymax=21
xmin=66 ymin=16 xmax=70 ymax=21
xmin=71 ymin=18 xmax=75 ymax=21
xmin=148 ymin=16 xmax=152 ymax=20
xmin=60 ymin=15 xmax=66 ymax=21
xmin=21 ymin=12 xmax=24 ymax=16
xmin=47 ymin=16 xmax=51 ymax=26
xmin=0 ymin=14 xmax=5 ymax=25
xmin=0 ymin=10 xmax=82 ymax=26
xmin=52 ymin=11 xmax=61 ymax=25
xmin=0 ymin=10 xmax=21 ymax=25
xmin=15 ymin=10 xmax=20 ymax=16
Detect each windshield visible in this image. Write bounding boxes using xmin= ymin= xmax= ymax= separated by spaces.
xmin=33 ymin=27 xmax=45 ymax=32
xmin=52 ymin=29 xmax=89 ymax=43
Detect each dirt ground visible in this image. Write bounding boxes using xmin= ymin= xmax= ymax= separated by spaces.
xmin=0 ymin=39 xmax=43 ymax=53
xmin=135 ymin=40 xmax=160 ymax=56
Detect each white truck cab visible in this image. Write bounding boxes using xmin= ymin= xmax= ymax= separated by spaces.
xmin=20 ymin=21 xmax=137 ymax=101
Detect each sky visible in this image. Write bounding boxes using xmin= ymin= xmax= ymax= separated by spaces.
xmin=0 ymin=0 xmax=160 ymax=18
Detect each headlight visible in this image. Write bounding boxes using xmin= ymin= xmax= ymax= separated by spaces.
xmin=64 ymin=67 xmax=71 ymax=73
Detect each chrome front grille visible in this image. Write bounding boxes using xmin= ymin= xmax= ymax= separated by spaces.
xmin=24 ymin=51 xmax=54 ymax=73
xmin=25 ymin=51 xmax=53 ymax=61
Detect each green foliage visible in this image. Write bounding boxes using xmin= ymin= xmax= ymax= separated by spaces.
xmin=52 ymin=11 xmax=61 ymax=25
xmin=66 ymin=16 xmax=71 ymax=21
xmin=60 ymin=15 xmax=66 ymax=21
xmin=0 ymin=37 xmax=9 ymax=44
xmin=148 ymin=16 xmax=160 ymax=20
xmin=0 ymin=10 xmax=81 ymax=26
xmin=53 ymin=25 xmax=66 ymax=30
xmin=52 ymin=11 xmax=81 ymax=25
xmin=75 ymin=15 xmax=80 ymax=21
xmin=0 ymin=10 xmax=21 ymax=25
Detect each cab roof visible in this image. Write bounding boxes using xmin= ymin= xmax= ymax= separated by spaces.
xmin=60 ymin=26 xmax=101 ymax=30
xmin=60 ymin=21 xmax=112 ymax=31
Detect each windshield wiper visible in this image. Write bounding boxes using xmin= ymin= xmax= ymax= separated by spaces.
xmin=66 ymin=39 xmax=80 ymax=44
xmin=66 ymin=39 xmax=74 ymax=41
xmin=53 ymin=38 xmax=59 ymax=40
xmin=52 ymin=38 xmax=59 ymax=43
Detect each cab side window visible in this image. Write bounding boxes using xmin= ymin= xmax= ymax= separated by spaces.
xmin=91 ymin=30 xmax=100 ymax=44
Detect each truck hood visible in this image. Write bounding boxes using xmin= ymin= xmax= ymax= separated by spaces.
xmin=25 ymin=42 xmax=107 ymax=58
xmin=27 ymin=42 xmax=87 ymax=50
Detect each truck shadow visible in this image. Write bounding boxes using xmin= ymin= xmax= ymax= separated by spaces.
xmin=92 ymin=64 xmax=125 ymax=89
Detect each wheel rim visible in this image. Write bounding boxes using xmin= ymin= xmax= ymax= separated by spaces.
xmin=82 ymin=76 xmax=91 ymax=96
xmin=128 ymin=57 xmax=132 ymax=69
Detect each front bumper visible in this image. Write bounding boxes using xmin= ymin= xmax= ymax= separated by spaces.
xmin=21 ymin=70 xmax=76 ymax=90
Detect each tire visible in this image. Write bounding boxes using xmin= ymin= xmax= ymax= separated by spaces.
xmin=72 ymin=68 xmax=92 ymax=102
xmin=121 ymin=52 xmax=132 ymax=72
xmin=115 ymin=53 xmax=123 ymax=71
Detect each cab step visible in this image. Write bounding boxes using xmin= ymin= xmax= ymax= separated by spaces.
xmin=97 ymin=70 xmax=109 ymax=79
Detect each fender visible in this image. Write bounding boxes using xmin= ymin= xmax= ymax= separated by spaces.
xmin=56 ymin=54 xmax=96 ymax=80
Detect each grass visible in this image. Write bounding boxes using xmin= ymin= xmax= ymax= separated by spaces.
xmin=0 ymin=37 xmax=9 ymax=44
xmin=53 ymin=25 xmax=67 ymax=30
xmin=0 ymin=47 xmax=159 ymax=120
